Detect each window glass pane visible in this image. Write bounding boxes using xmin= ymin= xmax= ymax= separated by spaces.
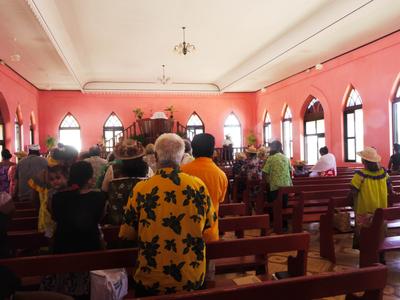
xmin=195 ymin=128 xmax=204 ymax=135
xmin=355 ymin=109 xmax=363 ymax=162
xmin=318 ymin=137 xmax=326 ymax=149
xmin=397 ymin=86 xmax=400 ymax=98
xmin=347 ymin=138 xmax=355 ymax=161
xmin=316 ymin=119 xmax=325 ymax=134
xmin=305 ymin=121 xmax=316 ymax=134
xmin=346 ymin=113 xmax=355 ymax=138
xmin=264 ymin=113 xmax=271 ymax=123
xmin=283 ymin=120 xmax=292 ymax=158
xmin=60 ymin=115 xmax=79 ymax=128
xmin=187 ymin=113 xmax=203 ymax=126
xmin=225 ymin=114 xmax=240 ymax=126
xmin=347 ymin=88 xmax=362 ymax=107
xmin=223 ymin=126 xmax=241 ymax=148
xmin=59 ymin=129 xmax=81 ymax=152
xmin=284 ymin=107 xmax=292 ymax=119
xmin=306 ymin=135 xmax=318 ymax=164
xmin=0 ymin=124 xmax=3 ymax=140
xmin=396 ymin=102 xmax=400 ymax=144
xmin=15 ymin=123 xmax=21 ymax=152
xmin=104 ymin=114 xmax=123 ymax=127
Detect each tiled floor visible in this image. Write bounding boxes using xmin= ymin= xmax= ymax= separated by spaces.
xmin=220 ymin=224 xmax=400 ymax=299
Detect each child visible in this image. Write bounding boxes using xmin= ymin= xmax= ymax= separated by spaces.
xmin=29 ymin=163 xmax=68 ymax=238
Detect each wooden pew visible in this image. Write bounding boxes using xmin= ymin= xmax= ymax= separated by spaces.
xmin=319 ymin=196 xmax=353 ymax=263
xmin=214 ymin=214 xmax=270 ymax=274
xmin=359 ymin=207 xmax=400 ymax=267
xmin=6 ymin=215 xmax=269 ymax=255
xmin=142 ymin=264 xmax=387 ymax=300
xmin=219 ymin=203 xmax=246 ymax=217
xmin=2 ymin=233 xmax=310 ymax=285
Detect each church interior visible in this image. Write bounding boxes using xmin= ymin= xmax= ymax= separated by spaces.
xmin=1 ymin=0 xmax=400 ymax=299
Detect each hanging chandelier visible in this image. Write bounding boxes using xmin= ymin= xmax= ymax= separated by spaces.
xmin=157 ymin=64 xmax=170 ymax=85
xmin=174 ymin=26 xmax=195 ymax=55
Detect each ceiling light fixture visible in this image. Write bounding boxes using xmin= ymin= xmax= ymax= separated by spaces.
xmin=157 ymin=64 xmax=170 ymax=85
xmin=315 ymin=63 xmax=323 ymax=70
xmin=174 ymin=26 xmax=195 ymax=55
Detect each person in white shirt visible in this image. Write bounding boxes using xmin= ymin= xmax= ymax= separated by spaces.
xmin=310 ymin=146 xmax=337 ymax=177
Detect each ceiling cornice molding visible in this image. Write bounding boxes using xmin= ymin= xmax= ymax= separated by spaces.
xmin=217 ymin=0 xmax=374 ymax=92
xmin=25 ymin=0 xmax=83 ymax=91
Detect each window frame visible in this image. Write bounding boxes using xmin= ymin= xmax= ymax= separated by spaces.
xmin=263 ymin=112 xmax=271 ymax=146
xmin=103 ymin=113 xmax=124 ymax=153
xmin=392 ymin=85 xmax=400 ymax=145
xmin=0 ymin=112 xmax=5 ymax=152
xmin=343 ymin=88 xmax=364 ymax=162
xmin=14 ymin=118 xmax=22 ymax=152
xmin=186 ymin=112 xmax=205 ymax=141
xmin=223 ymin=112 xmax=242 ymax=148
xmin=304 ymin=98 xmax=325 ymax=164
xmin=58 ymin=113 xmax=81 ymax=152
xmin=282 ymin=107 xmax=293 ymax=158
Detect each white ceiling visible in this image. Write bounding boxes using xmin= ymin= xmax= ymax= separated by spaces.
xmin=0 ymin=0 xmax=399 ymax=92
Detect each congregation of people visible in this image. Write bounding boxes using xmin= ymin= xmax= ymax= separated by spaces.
xmin=0 ymin=131 xmax=399 ymax=299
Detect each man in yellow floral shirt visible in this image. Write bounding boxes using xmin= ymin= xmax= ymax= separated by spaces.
xmin=119 ymin=133 xmax=216 ymax=296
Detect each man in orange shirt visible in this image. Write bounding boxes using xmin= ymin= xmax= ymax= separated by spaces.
xmin=181 ymin=133 xmax=228 ymax=241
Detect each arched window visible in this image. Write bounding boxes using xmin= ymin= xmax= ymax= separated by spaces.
xmin=14 ymin=117 xmax=22 ymax=152
xmin=263 ymin=112 xmax=272 ymax=146
xmin=59 ymin=113 xmax=81 ymax=152
xmin=344 ymin=88 xmax=363 ymax=162
xmin=392 ymin=84 xmax=400 ymax=144
xmin=0 ymin=112 xmax=5 ymax=152
xmin=186 ymin=112 xmax=205 ymax=140
xmin=282 ymin=106 xmax=293 ymax=158
xmin=30 ymin=112 xmax=35 ymax=145
xmin=103 ymin=113 xmax=123 ymax=152
xmin=304 ymin=98 xmax=325 ymax=164
xmin=223 ymin=113 xmax=242 ymax=148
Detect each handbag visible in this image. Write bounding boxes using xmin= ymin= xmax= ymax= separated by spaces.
xmin=333 ymin=208 xmax=351 ymax=232
xmin=90 ymin=268 xmax=128 ymax=300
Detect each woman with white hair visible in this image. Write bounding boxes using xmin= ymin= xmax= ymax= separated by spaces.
xmin=119 ymin=133 xmax=216 ymax=296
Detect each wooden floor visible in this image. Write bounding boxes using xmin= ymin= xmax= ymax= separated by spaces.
xmin=219 ymin=223 xmax=400 ymax=300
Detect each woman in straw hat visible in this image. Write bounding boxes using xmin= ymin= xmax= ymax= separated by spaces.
xmin=350 ymin=147 xmax=398 ymax=248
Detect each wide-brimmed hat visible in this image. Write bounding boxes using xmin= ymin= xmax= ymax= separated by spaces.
xmin=357 ymin=147 xmax=381 ymax=163
xmin=14 ymin=151 xmax=28 ymax=159
xmin=245 ymin=146 xmax=258 ymax=154
xmin=113 ymin=138 xmax=145 ymax=160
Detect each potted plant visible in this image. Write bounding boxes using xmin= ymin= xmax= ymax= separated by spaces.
xmin=164 ymin=105 xmax=176 ymax=119
xmin=133 ymin=108 xmax=144 ymax=120
xmin=246 ymin=132 xmax=257 ymax=146
xmin=45 ymin=135 xmax=57 ymax=150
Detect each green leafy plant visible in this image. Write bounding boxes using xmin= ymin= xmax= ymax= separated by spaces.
xmin=133 ymin=108 xmax=144 ymax=119
xmin=45 ymin=135 xmax=57 ymax=150
xmin=246 ymin=132 xmax=257 ymax=146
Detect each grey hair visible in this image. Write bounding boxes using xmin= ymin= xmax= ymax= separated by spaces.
xmin=155 ymin=133 xmax=185 ymax=167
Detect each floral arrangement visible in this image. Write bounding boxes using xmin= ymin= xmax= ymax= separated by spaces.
xmin=164 ymin=105 xmax=176 ymax=118
xmin=133 ymin=108 xmax=144 ymax=119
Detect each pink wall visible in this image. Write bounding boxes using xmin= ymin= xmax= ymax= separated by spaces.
xmin=0 ymin=64 xmax=39 ymax=157
xmin=255 ymin=31 xmax=400 ymax=167
xmin=38 ymin=91 xmax=256 ymax=150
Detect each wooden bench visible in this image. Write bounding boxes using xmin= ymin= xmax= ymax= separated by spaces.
xmin=319 ymin=196 xmax=354 ymax=263
xmin=219 ymin=203 xmax=246 ymax=217
xmin=360 ymin=207 xmax=400 ymax=267
xmin=7 ymin=215 xmax=269 ymax=256
xmin=2 ymin=233 xmax=310 ymax=288
xmin=142 ymin=264 xmax=387 ymax=300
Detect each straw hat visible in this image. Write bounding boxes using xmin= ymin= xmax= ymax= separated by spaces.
xmin=245 ymin=145 xmax=258 ymax=154
xmin=113 ymin=138 xmax=145 ymax=160
xmin=14 ymin=151 xmax=28 ymax=159
xmin=357 ymin=147 xmax=381 ymax=163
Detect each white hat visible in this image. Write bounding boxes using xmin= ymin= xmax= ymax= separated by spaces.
xmin=28 ymin=144 xmax=40 ymax=151
xmin=150 ymin=112 xmax=168 ymax=119
xmin=357 ymin=147 xmax=381 ymax=163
